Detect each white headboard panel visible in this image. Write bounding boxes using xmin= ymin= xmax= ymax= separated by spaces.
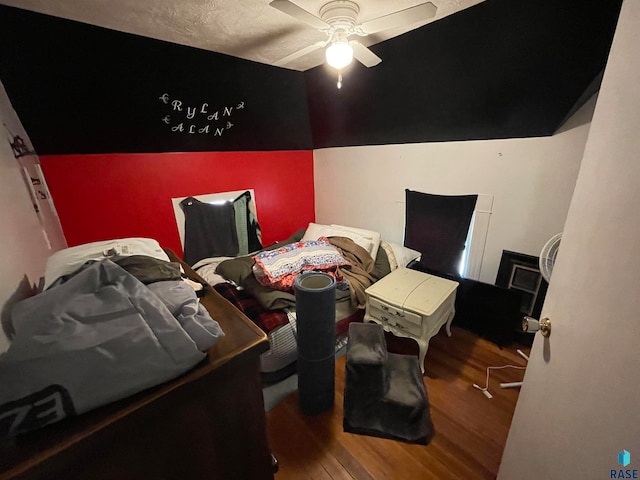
xmin=171 ymin=189 xmax=257 ymax=248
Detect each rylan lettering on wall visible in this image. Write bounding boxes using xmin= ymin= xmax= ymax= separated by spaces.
xmin=158 ymin=93 xmax=245 ymax=136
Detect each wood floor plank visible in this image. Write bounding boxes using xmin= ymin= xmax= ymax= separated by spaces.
xmin=266 ymin=326 xmax=527 ymax=479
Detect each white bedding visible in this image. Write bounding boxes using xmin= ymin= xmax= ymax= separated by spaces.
xmin=302 ymin=222 xmax=381 ymax=261
xmin=192 ymin=256 xmax=235 ymax=286
xmin=44 ymin=238 xmax=170 ymax=290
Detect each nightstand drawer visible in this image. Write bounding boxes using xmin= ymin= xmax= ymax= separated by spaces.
xmin=367 ymin=305 xmax=423 ymax=337
xmin=368 ymin=296 xmax=423 ymax=326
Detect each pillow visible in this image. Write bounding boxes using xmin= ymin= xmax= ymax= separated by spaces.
xmin=380 ymin=241 xmax=398 ymax=271
xmin=379 ymin=241 xmax=422 ymax=270
xmin=374 ymin=243 xmax=392 ymax=278
xmin=302 ymin=222 xmax=381 ymax=260
xmin=253 ymin=237 xmax=349 ymax=290
xmin=330 ymin=224 xmax=381 ymax=261
xmin=302 ymin=223 xmax=343 ymax=243
xmin=388 ymin=242 xmax=422 ymax=268
xmin=44 ymin=238 xmax=170 ymax=290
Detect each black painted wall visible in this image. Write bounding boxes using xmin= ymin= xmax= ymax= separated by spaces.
xmin=0 ymin=5 xmax=312 ymax=154
xmin=305 ymin=0 xmax=623 ymax=148
xmin=0 ymin=0 xmax=622 ymax=155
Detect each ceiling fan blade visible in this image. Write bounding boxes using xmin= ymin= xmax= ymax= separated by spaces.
xmin=274 ymin=41 xmax=327 ymax=67
xmin=269 ymin=0 xmax=331 ymax=30
xmin=359 ymin=2 xmax=437 ymax=34
xmin=352 ymin=42 xmax=382 ymax=68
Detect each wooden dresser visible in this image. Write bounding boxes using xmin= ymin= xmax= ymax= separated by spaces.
xmin=0 ymin=253 xmax=273 ymax=480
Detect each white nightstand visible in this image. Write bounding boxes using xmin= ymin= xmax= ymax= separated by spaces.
xmin=364 ymin=267 xmax=459 ymax=374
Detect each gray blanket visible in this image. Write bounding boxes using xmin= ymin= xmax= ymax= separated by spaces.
xmin=0 ymin=260 xmax=220 ymax=438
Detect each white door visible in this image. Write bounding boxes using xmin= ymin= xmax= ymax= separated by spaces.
xmin=498 ymin=2 xmax=640 ymax=479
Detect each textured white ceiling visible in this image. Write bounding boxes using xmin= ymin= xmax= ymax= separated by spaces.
xmin=0 ymin=0 xmax=483 ymax=71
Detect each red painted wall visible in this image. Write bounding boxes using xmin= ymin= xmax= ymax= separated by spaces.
xmin=39 ymin=151 xmax=315 ymax=258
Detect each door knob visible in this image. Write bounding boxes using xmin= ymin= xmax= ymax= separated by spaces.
xmin=522 ymin=316 xmax=551 ymax=338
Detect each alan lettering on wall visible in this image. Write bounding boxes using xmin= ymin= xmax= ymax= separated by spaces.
xmin=159 ymin=93 xmax=245 ymax=137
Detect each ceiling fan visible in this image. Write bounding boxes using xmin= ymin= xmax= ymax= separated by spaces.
xmin=270 ymin=0 xmax=437 ymax=86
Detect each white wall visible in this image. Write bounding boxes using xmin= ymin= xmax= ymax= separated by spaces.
xmin=313 ymin=96 xmax=595 ymax=284
xmin=0 ymin=81 xmax=66 ymax=353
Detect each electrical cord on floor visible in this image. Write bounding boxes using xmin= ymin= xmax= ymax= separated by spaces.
xmin=473 ymin=364 xmax=527 ymax=399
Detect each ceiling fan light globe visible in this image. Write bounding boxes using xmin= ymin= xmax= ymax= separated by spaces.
xmin=326 ymin=42 xmax=353 ymax=70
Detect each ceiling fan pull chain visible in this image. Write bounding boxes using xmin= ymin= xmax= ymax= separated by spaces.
xmin=337 ymin=72 xmax=343 ymax=89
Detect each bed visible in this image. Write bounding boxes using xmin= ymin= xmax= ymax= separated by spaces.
xmin=191 ymin=223 xmax=423 ymax=381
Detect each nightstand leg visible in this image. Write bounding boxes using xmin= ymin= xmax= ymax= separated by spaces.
xmin=416 ymin=338 xmax=428 ymax=375
xmin=445 ymin=311 xmax=454 ymax=337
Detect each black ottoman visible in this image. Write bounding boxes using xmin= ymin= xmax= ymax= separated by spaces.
xmin=343 ymin=322 xmax=434 ymax=444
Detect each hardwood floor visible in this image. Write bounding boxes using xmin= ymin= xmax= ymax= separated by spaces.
xmin=266 ymin=326 xmax=529 ymax=480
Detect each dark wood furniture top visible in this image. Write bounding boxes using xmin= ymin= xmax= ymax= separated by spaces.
xmin=0 ymin=251 xmax=272 ymax=480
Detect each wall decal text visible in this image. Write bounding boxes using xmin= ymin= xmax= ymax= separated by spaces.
xmin=158 ymin=93 xmax=245 ymax=137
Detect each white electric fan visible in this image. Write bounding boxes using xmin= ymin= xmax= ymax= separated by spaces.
xmin=475 ymin=233 xmax=563 ymax=398
xmin=539 ymin=233 xmax=562 ymax=282
xmin=521 ymin=233 xmax=562 ymax=337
